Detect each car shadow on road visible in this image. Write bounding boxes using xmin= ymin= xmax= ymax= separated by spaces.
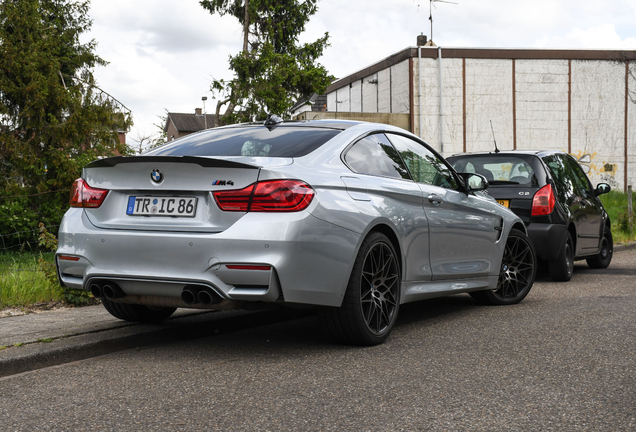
xmin=394 ymin=294 xmax=479 ymax=328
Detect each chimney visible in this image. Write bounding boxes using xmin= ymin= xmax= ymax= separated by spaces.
xmin=417 ymin=34 xmax=428 ymax=46
xmin=195 ymin=108 xmax=202 ymax=115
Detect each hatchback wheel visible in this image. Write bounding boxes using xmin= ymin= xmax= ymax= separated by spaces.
xmin=549 ymin=231 xmax=574 ymax=281
xmin=470 ymin=228 xmax=536 ymax=305
xmin=102 ymin=298 xmax=176 ymax=323
xmin=586 ymin=228 xmax=613 ymax=269
xmin=320 ymin=232 xmax=400 ymax=346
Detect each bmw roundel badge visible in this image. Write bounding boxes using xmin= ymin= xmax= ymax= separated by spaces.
xmin=151 ymin=168 xmax=163 ymax=183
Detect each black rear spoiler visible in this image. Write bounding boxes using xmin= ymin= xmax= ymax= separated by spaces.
xmin=85 ymin=155 xmax=259 ymax=170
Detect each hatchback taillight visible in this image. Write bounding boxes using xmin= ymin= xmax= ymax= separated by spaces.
xmin=531 ymin=184 xmax=555 ymax=216
xmin=69 ymin=179 xmax=109 ymax=208
xmin=214 ymin=180 xmax=314 ymax=212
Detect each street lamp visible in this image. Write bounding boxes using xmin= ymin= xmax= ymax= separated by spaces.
xmin=202 ymin=96 xmax=208 ymax=129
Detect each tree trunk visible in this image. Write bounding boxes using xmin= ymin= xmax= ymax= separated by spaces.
xmin=243 ymin=0 xmax=249 ymax=53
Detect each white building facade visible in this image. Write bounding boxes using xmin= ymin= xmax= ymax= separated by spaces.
xmin=326 ymin=47 xmax=636 ymax=191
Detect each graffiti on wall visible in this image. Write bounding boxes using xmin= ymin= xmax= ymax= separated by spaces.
xmin=570 ymin=151 xmax=618 ymax=188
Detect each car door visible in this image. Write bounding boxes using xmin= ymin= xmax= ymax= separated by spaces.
xmin=386 ymin=133 xmax=502 ymax=281
xmin=564 ymin=156 xmax=603 ymax=252
xmin=342 ymin=133 xmax=432 ymax=282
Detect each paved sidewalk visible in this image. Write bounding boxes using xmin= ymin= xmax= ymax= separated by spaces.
xmin=0 ymin=305 xmax=205 ymax=348
xmin=0 ymin=302 xmax=300 ymax=378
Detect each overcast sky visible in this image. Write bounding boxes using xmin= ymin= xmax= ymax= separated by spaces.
xmin=83 ymin=0 xmax=636 ymax=145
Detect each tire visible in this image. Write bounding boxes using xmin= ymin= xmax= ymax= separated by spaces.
xmin=586 ymin=227 xmax=613 ymax=269
xmin=548 ymin=231 xmax=574 ymax=282
xmin=470 ymin=228 xmax=536 ymax=305
xmin=101 ymin=298 xmax=176 ymax=323
xmin=319 ymin=232 xmax=400 ymax=346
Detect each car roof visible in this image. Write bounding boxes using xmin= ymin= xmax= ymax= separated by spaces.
xmin=222 ymin=119 xmax=363 ymax=131
xmin=448 ymin=149 xmax=568 ymax=158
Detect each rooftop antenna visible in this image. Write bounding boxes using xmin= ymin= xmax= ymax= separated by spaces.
xmin=429 ymin=0 xmax=457 ymax=43
xmin=490 ymin=120 xmax=500 ymax=154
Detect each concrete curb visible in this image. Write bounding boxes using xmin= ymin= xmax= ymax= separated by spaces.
xmin=0 ymin=307 xmax=308 ymax=378
xmin=614 ymin=241 xmax=636 ymax=252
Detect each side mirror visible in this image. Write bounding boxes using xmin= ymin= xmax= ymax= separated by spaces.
xmin=595 ymin=183 xmax=611 ymax=196
xmin=459 ymin=173 xmax=489 ymax=192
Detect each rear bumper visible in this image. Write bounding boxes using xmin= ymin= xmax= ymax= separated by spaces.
xmin=526 ymin=223 xmax=567 ymax=261
xmin=55 ymin=208 xmax=360 ymax=307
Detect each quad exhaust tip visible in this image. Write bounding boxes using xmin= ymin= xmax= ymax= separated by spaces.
xmin=181 ymin=285 xmax=222 ymax=305
xmin=90 ymin=281 xmax=125 ymax=300
xmin=91 ymin=281 xmax=222 ymax=305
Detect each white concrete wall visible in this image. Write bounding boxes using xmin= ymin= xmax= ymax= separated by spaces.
xmin=628 ymin=63 xmax=636 ymax=191
xmin=327 ymin=92 xmax=337 ymax=112
xmin=465 ymin=59 xmax=514 ymax=154
xmin=391 ymin=61 xmax=411 ymax=114
xmin=336 ymin=86 xmax=351 ymax=113
xmin=378 ymin=69 xmax=391 ymax=113
xmin=414 ymin=57 xmax=463 ymax=155
xmin=515 ymin=60 xmax=569 ymax=152
xmin=326 ymin=60 xmax=411 ymax=115
xmin=350 ymin=80 xmax=362 ymax=112
xmin=327 ymin=53 xmax=635 ymax=190
xmin=362 ymin=73 xmax=378 ymax=112
xmin=571 ymin=60 xmax=626 ymax=189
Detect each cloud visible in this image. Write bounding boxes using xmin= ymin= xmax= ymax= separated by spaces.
xmin=81 ymin=0 xmax=636 ymax=144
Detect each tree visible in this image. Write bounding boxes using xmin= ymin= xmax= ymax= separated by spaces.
xmin=200 ymin=0 xmax=333 ymax=125
xmin=0 ymin=0 xmax=132 ymax=245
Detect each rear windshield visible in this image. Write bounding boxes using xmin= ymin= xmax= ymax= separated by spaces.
xmin=145 ymin=126 xmax=341 ymax=158
xmin=449 ymin=155 xmax=540 ymax=187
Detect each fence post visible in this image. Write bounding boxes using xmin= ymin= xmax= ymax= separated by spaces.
xmin=629 ymin=185 xmax=633 ymax=232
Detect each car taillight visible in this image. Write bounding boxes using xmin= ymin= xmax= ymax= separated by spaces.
xmin=69 ymin=179 xmax=109 ymax=208
xmin=213 ymin=180 xmax=314 ymax=212
xmin=213 ymin=184 xmax=254 ymax=211
xmin=531 ymin=184 xmax=555 ymax=216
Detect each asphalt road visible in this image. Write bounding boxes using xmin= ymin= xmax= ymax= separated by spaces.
xmin=1 ymin=250 xmax=635 ymax=431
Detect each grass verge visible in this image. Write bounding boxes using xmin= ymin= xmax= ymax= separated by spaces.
xmin=0 ymin=252 xmax=62 ymax=308
xmin=600 ymin=190 xmax=636 ymax=244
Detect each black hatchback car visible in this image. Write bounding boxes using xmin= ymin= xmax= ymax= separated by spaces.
xmin=447 ymin=150 xmax=612 ymax=281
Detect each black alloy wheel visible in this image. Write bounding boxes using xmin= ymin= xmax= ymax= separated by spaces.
xmin=470 ymin=228 xmax=536 ymax=305
xmin=359 ymin=239 xmax=400 ymax=336
xmin=586 ymin=227 xmax=613 ymax=269
xmin=320 ymin=232 xmax=400 ymax=346
xmin=549 ymin=231 xmax=574 ymax=281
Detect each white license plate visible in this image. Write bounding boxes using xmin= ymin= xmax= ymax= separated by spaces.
xmin=126 ymin=196 xmax=197 ymax=217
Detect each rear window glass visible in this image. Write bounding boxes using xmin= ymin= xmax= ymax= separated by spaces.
xmin=449 ymin=156 xmax=539 ymax=186
xmin=146 ymin=126 xmax=341 ymax=157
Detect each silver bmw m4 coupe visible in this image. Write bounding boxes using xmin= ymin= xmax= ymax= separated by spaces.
xmin=56 ymin=119 xmax=536 ymax=345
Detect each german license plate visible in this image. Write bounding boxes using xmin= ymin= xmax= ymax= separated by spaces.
xmin=497 ymin=199 xmax=510 ymax=208
xmin=126 ymin=196 xmax=197 ymax=217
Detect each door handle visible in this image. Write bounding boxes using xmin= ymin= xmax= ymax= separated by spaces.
xmin=428 ymin=194 xmax=443 ymax=206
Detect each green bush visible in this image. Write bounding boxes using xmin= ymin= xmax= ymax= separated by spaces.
xmin=0 ymin=190 xmax=68 ymax=251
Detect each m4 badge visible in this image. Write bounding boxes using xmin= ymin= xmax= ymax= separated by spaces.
xmin=212 ymin=180 xmax=234 ymax=186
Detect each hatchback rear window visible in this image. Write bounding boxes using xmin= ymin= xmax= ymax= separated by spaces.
xmin=449 ymin=156 xmax=539 ymax=186
xmin=146 ymin=126 xmax=341 ymax=158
